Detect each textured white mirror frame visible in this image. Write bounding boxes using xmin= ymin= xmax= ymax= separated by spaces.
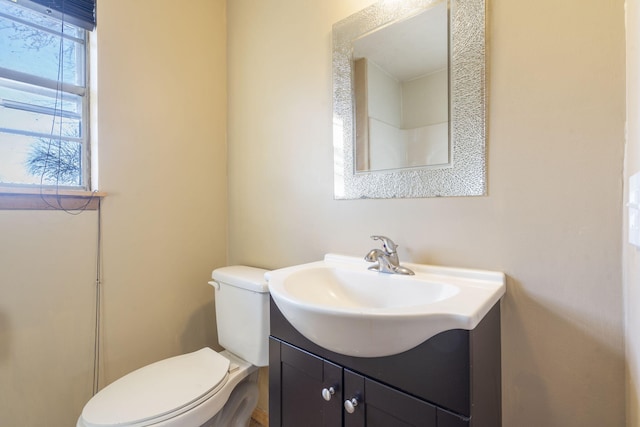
xmin=333 ymin=0 xmax=486 ymax=199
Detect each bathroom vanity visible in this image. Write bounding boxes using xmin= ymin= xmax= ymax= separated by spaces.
xmin=269 ymin=299 xmax=501 ymax=426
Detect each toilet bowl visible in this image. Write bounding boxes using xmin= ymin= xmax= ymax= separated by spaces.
xmin=77 ymin=266 xmax=270 ymax=427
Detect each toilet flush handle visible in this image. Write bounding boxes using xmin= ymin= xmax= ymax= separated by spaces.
xmin=208 ymin=281 xmax=221 ymax=290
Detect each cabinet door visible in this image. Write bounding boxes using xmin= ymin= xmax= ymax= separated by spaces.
xmin=270 ymin=339 xmax=342 ymax=427
xmin=343 ymin=370 xmax=365 ymax=427
xmin=345 ymin=369 xmax=437 ymax=427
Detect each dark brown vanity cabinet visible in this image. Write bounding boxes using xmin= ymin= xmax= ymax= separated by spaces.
xmin=269 ymin=299 xmax=501 ymax=427
xmin=270 ymin=339 xmax=441 ymax=427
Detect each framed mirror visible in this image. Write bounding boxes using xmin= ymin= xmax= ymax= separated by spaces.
xmin=333 ymin=0 xmax=486 ymax=199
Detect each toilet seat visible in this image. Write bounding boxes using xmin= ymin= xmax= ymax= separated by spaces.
xmin=80 ymin=348 xmax=231 ymax=427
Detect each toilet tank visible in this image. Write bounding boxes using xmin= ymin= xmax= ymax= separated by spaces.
xmin=210 ymin=266 xmax=270 ymax=367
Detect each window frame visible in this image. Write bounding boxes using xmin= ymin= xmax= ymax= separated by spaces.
xmin=0 ymin=0 xmax=103 ymax=208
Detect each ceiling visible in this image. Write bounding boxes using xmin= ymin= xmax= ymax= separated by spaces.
xmin=352 ymin=1 xmax=448 ymax=81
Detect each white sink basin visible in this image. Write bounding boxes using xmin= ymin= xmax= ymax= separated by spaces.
xmin=266 ymin=254 xmax=505 ymax=357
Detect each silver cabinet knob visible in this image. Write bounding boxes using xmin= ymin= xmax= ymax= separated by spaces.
xmin=321 ymin=386 xmax=335 ymax=401
xmin=344 ymin=397 xmax=359 ymax=414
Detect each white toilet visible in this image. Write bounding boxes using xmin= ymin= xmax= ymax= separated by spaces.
xmin=77 ymin=266 xmax=270 ymax=427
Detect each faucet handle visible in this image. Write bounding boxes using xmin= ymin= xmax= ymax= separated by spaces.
xmin=370 ymin=235 xmax=398 ymax=254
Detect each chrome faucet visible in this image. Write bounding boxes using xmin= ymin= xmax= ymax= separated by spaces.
xmin=364 ymin=235 xmax=414 ymax=275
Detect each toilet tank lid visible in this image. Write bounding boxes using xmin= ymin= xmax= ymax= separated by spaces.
xmin=211 ymin=266 xmax=269 ymax=293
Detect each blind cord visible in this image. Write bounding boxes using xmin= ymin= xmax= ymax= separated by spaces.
xmin=25 ymin=0 xmax=103 ymax=397
xmin=93 ymin=197 xmax=102 ymax=395
xmin=39 ymin=0 xmax=95 ymax=214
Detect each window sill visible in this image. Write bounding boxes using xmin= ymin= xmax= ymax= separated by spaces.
xmin=0 ymin=187 xmax=106 ymax=210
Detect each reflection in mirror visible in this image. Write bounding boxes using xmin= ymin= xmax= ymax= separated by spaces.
xmin=333 ymin=0 xmax=486 ymax=199
xmin=353 ymin=2 xmax=449 ymax=172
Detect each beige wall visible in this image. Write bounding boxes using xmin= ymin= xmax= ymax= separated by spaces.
xmin=0 ymin=1 xmax=228 ymax=425
xmin=228 ymin=1 xmax=626 ymax=426
xmin=97 ymin=0 xmax=228 ymax=383
xmin=626 ymin=1 xmax=640 ymax=425
xmin=0 ymin=0 xmax=628 ymax=425
xmin=0 ymin=211 xmax=98 ymax=426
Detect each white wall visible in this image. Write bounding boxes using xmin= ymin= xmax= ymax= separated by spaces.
xmin=366 ymin=58 xmax=407 ymax=169
xmin=368 ymin=118 xmax=406 ymax=170
xmin=402 ymin=68 xmax=448 ymax=128
xmin=366 ymin=61 xmax=448 ymax=169
xmin=406 ymin=122 xmax=449 ymax=166
xmin=227 ymin=1 xmax=626 ymax=426
xmin=626 ymin=1 xmax=640 ymax=425
xmin=367 ymin=59 xmax=403 ymax=127
xmin=0 ymin=1 xmax=228 ymax=425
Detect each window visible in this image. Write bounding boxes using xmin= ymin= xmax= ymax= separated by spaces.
xmin=0 ymin=0 xmax=91 ymax=190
